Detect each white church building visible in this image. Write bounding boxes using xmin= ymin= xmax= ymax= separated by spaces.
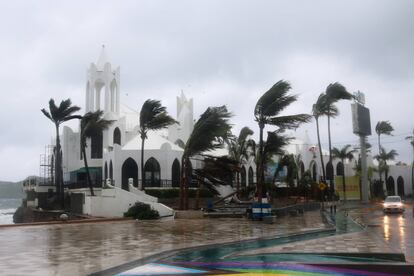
xmin=30 ymin=47 xmax=412 ymax=218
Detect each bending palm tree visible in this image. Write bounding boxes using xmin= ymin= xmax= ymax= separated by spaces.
xmin=325 ymin=83 xmax=352 ymax=163
xmin=80 ymin=110 xmax=113 ymax=196
xmin=332 ymin=145 xmax=356 ymax=201
xmin=254 ymin=80 xmax=311 ymax=203
xmin=180 ymin=106 xmax=232 ymax=210
xmin=375 ymin=121 xmax=394 ymax=187
xmin=139 ymin=99 xmax=177 ymax=190
xmin=312 ymin=93 xmax=338 ymax=182
xmin=41 ymin=99 xmax=81 ymax=208
xmin=375 ymin=147 xmax=398 ymax=195
xmin=406 ymin=130 xmax=414 ymax=191
xmin=227 ymin=127 xmax=255 ymax=193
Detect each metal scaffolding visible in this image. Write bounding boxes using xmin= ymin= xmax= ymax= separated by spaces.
xmin=39 ymin=145 xmax=54 ymax=186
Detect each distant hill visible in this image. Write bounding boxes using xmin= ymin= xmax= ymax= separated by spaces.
xmin=0 ymin=181 xmax=24 ymax=199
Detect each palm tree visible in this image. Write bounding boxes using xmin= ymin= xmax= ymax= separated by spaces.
xmin=41 ymin=99 xmax=81 ymax=208
xmin=139 ymin=99 xmax=177 ymax=190
xmin=332 ymin=144 xmax=356 ymax=201
xmin=325 ymin=83 xmax=353 ymax=163
xmin=375 ymin=121 xmax=394 ymax=186
xmin=375 ymin=147 xmax=398 ymax=195
xmin=180 ymin=106 xmax=232 ymax=210
xmin=80 ymin=110 xmax=113 ymax=196
xmin=254 ymin=80 xmax=311 ymax=203
xmin=375 ymin=121 xmax=394 ymax=153
xmin=312 ymin=93 xmax=338 ymax=182
xmin=227 ymin=127 xmax=255 ymax=193
xmin=406 ymin=130 xmax=414 ymax=191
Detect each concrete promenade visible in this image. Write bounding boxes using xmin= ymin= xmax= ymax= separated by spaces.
xmin=0 ymin=203 xmax=412 ymax=275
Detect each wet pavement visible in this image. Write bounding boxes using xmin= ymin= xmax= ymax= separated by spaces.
xmin=0 ymin=211 xmax=326 ymax=275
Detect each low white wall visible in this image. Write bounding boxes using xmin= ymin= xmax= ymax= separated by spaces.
xmin=128 ymin=184 xmax=158 ymax=202
xmin=83 ymin=186 xmax=173 ymax=218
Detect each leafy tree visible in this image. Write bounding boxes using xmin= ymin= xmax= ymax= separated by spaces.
xmin=374 ymin=147 xmax=398 ymax=195
xmin=139 ymin=100 xmax=177 ymax=190
xmin=41 ymin=99 xmax=81 ymax=208
xmin=406 ymin=131 xmax=414 ymax=191
xmin=332 ymin=144 xmax=356 ymax=201
xmin=254 ymin=81 xmax=311 ymax=203
xmin=180 ymin=106 xmax=232 ymax=210
xmin=80 ymin=110 xmax=113 ymax=196
xmin=227 ymin=127 xmax=255 ymax=193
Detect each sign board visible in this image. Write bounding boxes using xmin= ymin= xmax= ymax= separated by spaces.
xmin=335 ymin=175 xmax=361 ymax=200
xmin=351 ymin=103 xmax=372 ymax=136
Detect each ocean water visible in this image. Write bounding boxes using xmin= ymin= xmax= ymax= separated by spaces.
xmin=0 ymin=198 xmax=21 ymax=224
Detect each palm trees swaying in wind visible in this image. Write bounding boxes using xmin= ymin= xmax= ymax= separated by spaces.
xmin=180 ymin=106 xmax=232 ymax=210
xmin=41 ymin=99 xmax=81 ymax=208
xmin=375 ymin=121 xmax=394 ymax=187
xmin=254 ymin=80 xmax=311 ymax=203
xmin=139 ymin=100 xmax=177 ymax=190
xmin=375 ymin=147 xmax=398 ymax=195
xmin=332 ymin=145 xmax=356 ymax=201
xmin=80 ymin=110 xmax=113 ymax=196
xmin=227 ymin=127 xmax=255 ymax=193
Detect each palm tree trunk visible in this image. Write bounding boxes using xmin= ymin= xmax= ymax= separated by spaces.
xmin=316 ymin=117 xmax=326 ymax=181
xmin=328 ymin=114 xmax=332 ymax=163
xmin=140 ymin=137 xmax=145 ymax=190
xmin=195 ymin=179 xmax=201 ymax=210
xmin=378 ymin=134 xmax=383 ymax=190
xmin=257 ymin=124 xmax=264 ymax=204
xmin=82 ymin=147 xmax=95 ymax=196
xmin=342 ymin=158 xmax=346 ymax=201
xmin=184 ymin=157 xmax=189 ymax=210
xmin=55 ymin=124 xmax=62 ymax=208
xmin=236 ymin=172 xmax=240 ymax=195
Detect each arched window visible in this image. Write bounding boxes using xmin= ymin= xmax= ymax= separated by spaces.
xmin=121 ymin=158 xmax=138 ymax=191
xmin=171 ymin=159 xmax=180 ymax=187
xmin=326 ymin=161 xmax=334 ymax=181
xmin=144 ymin=157 xmax=161 ymax=187
xmin=386 ymin=176 xmax=395 ymax=196
xmin=336 ymin=162 xmax=344 ymax=176
xmin=248 ymin=167 xmax=254 ymax=186
xmin=113 ymin=127 xmax=121 ymax=145
xmin=91 ymin=131 xmax=103 ymax=159
xmin=240 ymin=166 xmax=247 ymax=188
xmin=109 ymin=160 xmax=113 ymax=180
xmin=104 ymin=162 xmax=108 ymax=180
xmin=397 ymin=176 xmax=405 ymax=196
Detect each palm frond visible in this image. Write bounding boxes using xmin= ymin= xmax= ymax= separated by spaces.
xmin=41 ymin=109 xmax=53 ymax=122
xmin=139 ymin=99 xmax=177 ymax=135
xmin=325 ymin=82 xmax=352 ymax=102
xmin=268 ymin=114 xmax=312 ymax=130
xmin=184 ymin=106 xmax=232 ymax=157
xmin=375 ymin=121 xmax=394 ymax=136
xmin=81 ymin=110 xmax=113 ymax=143
xmin=254 ymin=80 xmax=295 ymax=118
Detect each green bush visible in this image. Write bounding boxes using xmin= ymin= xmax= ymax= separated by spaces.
xmin=123 ymin=202 xmax=159 ymax=220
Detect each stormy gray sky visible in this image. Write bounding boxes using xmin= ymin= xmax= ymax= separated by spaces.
xmin=0 ymin=0 xmax=413 ymax=182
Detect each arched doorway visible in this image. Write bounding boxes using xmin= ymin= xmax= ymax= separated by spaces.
xmin=109 ymin=160 xmax=113 ymax=180
xmin=240 ymin=166 xmax=246 ymax=188
xmin=397 ymin=176 xmax=405 ymax=197
xmin=386 ymin=176 xmax=395 ymax=196
xmin=104 ymin=162 xmax=108 ymax=180
xmin=91 ymin=131 xmax=103 ymax=159
xmin=336 ymin=162 xmax=344 ymax=176
xmin=121 ymin=158 xmax=138 ymax=191
xmin=113 ymin=127 xmax=121 ymax=145
xmin=171 ymin=159 xmax=180 ymax=187
xmin=326 ymin=161 xmax=334 ymax=181
xmin=310 ymin=162 xmax=318 ymax=182
xmin=144 ymin=157 xmax=161 ymax=187
xmin=300 ymin=161 xmax=305 ymax=178
xmin=248 ymin=167 xmax=254 ymax=186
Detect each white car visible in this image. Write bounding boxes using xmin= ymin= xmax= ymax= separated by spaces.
xmin=383 ymin=196 xmax=405 ymax=213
